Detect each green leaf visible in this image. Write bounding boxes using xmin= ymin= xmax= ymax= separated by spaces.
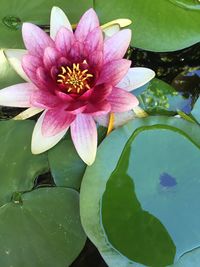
xmin=0 ymin=0 xmax=93 ymax=49
xmin=0 ymin=187 xmax=86 ymax=267
xmin=80 ymin=116 xmax=200 ymax=267
xmin=95 ymin=0 xmax=200 ymax=52
xmin=48 ymin=138 xmax=86 ymax=190
xmin=191 ymin=96 xmax=200 ymax=124
xmin=0 ymin=120 xmax=48 ymax=206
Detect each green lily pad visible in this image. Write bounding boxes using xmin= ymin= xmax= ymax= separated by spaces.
xmin=191 ymin=96 xmax=200 ymax=124
xmin=48 ymin=138 xmax=86 ymax=190
xmin=95 ymin=0 xmax=200 ymax=52
xmin=0 ymin=120 xmax=48 ymax=206
xmin=0 ymin=0 xmax=92 ymax=49
xmin=0 ymin=187 xmax=86 ymax=267
xmin=80 ymin=116 xmax=200 ymax=267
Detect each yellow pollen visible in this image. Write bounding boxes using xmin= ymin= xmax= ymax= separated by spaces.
xmin=61 ymin=66 xmax=66 ymax=74
xmin=57 ymin=63 xmax=93 ymax=94
xmin=58 ymin=74 xmax=66 ymax=79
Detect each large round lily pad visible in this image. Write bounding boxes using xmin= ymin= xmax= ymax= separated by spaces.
xmin=80 ymin=116 xmax=200 ymax=267
xmin=0 ymin=187 xmax=86 ymax=267
xmin=95 ymin=0 xmax=200 ymax=52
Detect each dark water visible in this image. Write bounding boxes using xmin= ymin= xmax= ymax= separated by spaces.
xmin=131 ymin=43 xmax=200 ymax=101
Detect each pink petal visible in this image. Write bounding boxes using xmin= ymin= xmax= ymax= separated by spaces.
xmin=65 ymin=101 xmax=87 ymax=115
xmin=69 ymin=41 xmax=86 ymax=61
xmin=55 ymin=27 xmax=74 ymax=55
xmin=90 ymin=84 xmax=112 ymax=102
xmin=75 ymin=9 xmax=99 ymax=42
xmin=22 ymin=23 xmax=55 ymax=57
xmin=42 ymin=107 xmax=75 ymax=136
xmin=96 ymin=59 xmax=131 ymax=86
xmin=36 ymin=67 xmax=55 ymax=91
xmin=108 ymin=87 xmax=139 ymax=112
xmin=84 ymin=100 xmax=111 ymax=116
xmin=84 ymin=27 xmax=103 ymax=68
xmin=30 ymin=90 xmax=62 ymax=109
xmin=85 ymin=26 xmax=103 ymax=53
xmin=87 ymin=50 xmax=103 ymax=69
xmin=43 ymin=47 xmax=61 ymax=69
xmin=56 ymin=91 xmax=73 ymax=102
xmin=22 ymin=54 xmax=42 ymax=84
xmin=94 ymin=114 xmax=109 ymax=127
xmin=71 ymin=114 xmax=97 ymax=165
xmin=0 ymin=83 xmax=37 ymax=107
xmin=103 ymin=29 xmax=131 ymax=64
xmin=58 ymin=56 xmax=71 ymax=66
xmin=31 ymin=111 xmax=69 ymax=154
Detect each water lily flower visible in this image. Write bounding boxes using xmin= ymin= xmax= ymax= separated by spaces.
xmin=0 ymin=7 xmax=155 ymax=165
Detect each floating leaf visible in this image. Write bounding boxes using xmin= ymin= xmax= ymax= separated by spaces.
xmin=48 ymin=138 xmax=86 ymax=190
xmin=191 ymin=97 xmax=200 ymax=124
xmin=0 ymin=187 xmax=86 ymax=267
xmin=0 ymin=120 xmax=48 ymax=206
xmin=80 ymin=116 xmax=200 ymax=267
xmin=95 ymin=0 xmax=200 ymax=51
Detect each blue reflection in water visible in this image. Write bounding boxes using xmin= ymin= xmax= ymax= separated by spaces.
xmin=160 ymin=172 xmax=177 ymax=188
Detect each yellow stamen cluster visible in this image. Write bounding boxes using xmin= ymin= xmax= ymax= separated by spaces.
xmin=57 ymin=63 xmax=93 ymax=94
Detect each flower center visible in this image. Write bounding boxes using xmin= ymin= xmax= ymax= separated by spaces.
xmin=57 ymin=63 xmax=93 ymax=94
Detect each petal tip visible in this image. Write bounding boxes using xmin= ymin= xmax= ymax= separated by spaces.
xmin=81 ymin=150 xmax=96 ymax=166
xmin=31 ymin=140 xmax=43 ymax=155
xmin=22 ymin=22 xmax=33 ymax=32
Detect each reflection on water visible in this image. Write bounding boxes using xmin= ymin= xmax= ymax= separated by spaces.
xmin=131 ymin=42 xmax=200 ymax=113
xmin=159 ymin=172 xmax=177 ymax=188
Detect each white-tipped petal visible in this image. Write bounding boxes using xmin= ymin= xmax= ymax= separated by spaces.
xmin=50 ymin=6 xmax=72 ymax=39
xmin=103 ymin=24 xmax=120 ymax=40
xmin=71 ymin=114 xmax=97 ymax=166
xmin=4 ymin=49 xmax=31 ymax=82
xmin=117 ymin=67 xmax=155 ymax=92
xmin=13 ymin=107 xmax=43 ymax=120
xmin=31 ymin=110 xmax=68 ymax=154
xmin=0 ymin=83 xmax=37 ymax=107
xmin=95 ymin=110 xmax=136 ymax=128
